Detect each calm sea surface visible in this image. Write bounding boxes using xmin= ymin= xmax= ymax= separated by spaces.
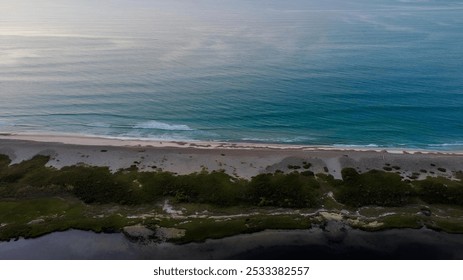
xmin=1 ymin=0 xmax=462 ymax=149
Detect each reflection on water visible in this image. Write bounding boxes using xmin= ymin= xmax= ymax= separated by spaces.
xmin=1 ymin=228 xmax=463 ymax=260
xmin=1 ymin=1 xmax=463 ymax=148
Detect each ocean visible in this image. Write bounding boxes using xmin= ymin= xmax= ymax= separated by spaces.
xmin=1 ymin=0 xmax=463 ymax=150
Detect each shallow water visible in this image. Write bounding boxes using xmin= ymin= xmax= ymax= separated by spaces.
xmin=1 ymin=0 xmax=463 ymax=149
xmin=1 ymin=228 xmax=463 ymax=260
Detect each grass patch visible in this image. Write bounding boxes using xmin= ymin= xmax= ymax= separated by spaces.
xmin=377 ymin=214 xmax=422 ymax=230
xmin=428 ymin=217 xmax=463 ymax=233
xmin=0 ymin=197 xmax=140 ymax=241
xmin=172 ymin=215 xmax=311 ymax=243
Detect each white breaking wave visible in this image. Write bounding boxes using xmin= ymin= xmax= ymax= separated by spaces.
xmin=242 ymin=136 xmax=317 ymax=143
xmin=428 ymin=143 xmax=463 ymax=148
xmin=134 ymin=121 xmax=193 ymax=131
xmin=332 ymin=144 xmax=379 ymax=148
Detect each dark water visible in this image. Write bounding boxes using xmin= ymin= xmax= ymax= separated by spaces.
xmin=1 ymin=228 xmax=462 ymax=260
xmin=1 ymin=0 xmax=463 ymax=149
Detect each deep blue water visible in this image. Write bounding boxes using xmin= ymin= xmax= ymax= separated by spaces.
xmin=1 ymin=0 xmax=463 ymax=149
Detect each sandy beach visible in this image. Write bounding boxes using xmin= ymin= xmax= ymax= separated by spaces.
xmin=1 ymin=133 xmax=462 ymax=180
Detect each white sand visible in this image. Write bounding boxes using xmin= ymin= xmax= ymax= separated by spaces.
xmin=1 ymin=133 xmax=462 ymax=179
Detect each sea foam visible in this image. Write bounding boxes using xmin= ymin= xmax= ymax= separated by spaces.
xmin=134 ymin=121 xmax=193 ymax=131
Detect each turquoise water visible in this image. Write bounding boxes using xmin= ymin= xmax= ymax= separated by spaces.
xmin=1 ymin=0 xmax=462 ymax=149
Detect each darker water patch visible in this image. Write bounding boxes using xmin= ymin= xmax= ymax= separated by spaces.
xmin=229 ymin=243 xmax=455 ymax=260
xmin=1 ymin=228 xmax=463 ymax=260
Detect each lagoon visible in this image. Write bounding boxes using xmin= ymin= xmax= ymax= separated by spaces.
xmin=1 ymin=228 xmax=463 ymax=260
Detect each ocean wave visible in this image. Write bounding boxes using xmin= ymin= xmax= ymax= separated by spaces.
xmin=427 ymin=143 xmax=463 ymax=148
xmin=84 ymin=122 xmax=112 ymax=128
xmin=332 ymin=144 xmax=380 ymax=148
xmin=117 ymin=131 xmax=195 ymax=141
xmin=428 ymin=143 xmax=463 ymax=147
xmin=242 ymin=136 xmax=317 ymax=143
xmin=133 ymin=121 xmax=193 ymax=131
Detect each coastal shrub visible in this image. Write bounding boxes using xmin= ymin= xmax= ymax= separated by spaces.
xmin=139 ymin=171 xmax=247 ymax=206
xmin=0 ymin=154 xmax=11 ymax=170
xmin=287 ymin=165 xmax=301 ymax=170
xmin=303 ymin=162 xmax=312 ymax=169
xmin=340 ymin=168 xmax=359 ymax=184
xmin=16 ymin=157 xmax=58 ymax=189
xmin=457 ymin=171 xmax=463 ymax=181
xmin=316 ymin=173 xmax=343 ymax=188
xmin=171 ymin=171 xmax=247 ymax=206
xmin=415 ymin=177 xmax=463 ymax=206
xmin=53 ymin=166 xmax=136 ymax=204
xmin=0 ymin=155 xmax=66 ymax=198
xmin=138 ymin=171 xmax=176 ymax=200
xmin=300 ymin=170 xmax=314 ymax=177
xmin=0 ymin=155 xmax=50 ymax=184
xmin=336 ymin=169 xmax=414 ymax=207
xmin=247 ymin=173 xmax=319 ymax=208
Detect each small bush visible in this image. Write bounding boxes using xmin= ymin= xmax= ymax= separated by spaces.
xmin=287 ymin=165 xmax=301 ymax=170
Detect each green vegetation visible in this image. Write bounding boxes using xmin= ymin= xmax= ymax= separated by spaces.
xmin=377 ymin=215 xmax=422 ymax=230
xmin=1 ymin=155 xmax=462 ymax=210
xmin=0 ymin=197 xmax=138 ymax=240
xmin=0 ymin=155 xmax=66 ymax=198
xmin=0 ymin=156 xmax=320 ymax=208
xmin=414 ymin=177 xmax=463 ymax=206
xmin=428 ymin=217 xmax=463 ymax=233
xmin=247 ymin=172 xmax=320 ymax=207
xmin=302 ymin=163 xmax=312 ymax=169
xmin=336 ymin=168 xmax=414 ymax=207
xmin=174 ymin=215 xmax=312 ymax=243
xmin=1 ymin=154 xmax=463 ymax=241
xmin=287 ymin=165 xmax=301 ymax=170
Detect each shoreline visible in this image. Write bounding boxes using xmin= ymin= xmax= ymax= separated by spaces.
xmin=1 ymin=132 xmax=463 ymax=180
xmin=1 ymin=132 xmax=462 ymax=155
